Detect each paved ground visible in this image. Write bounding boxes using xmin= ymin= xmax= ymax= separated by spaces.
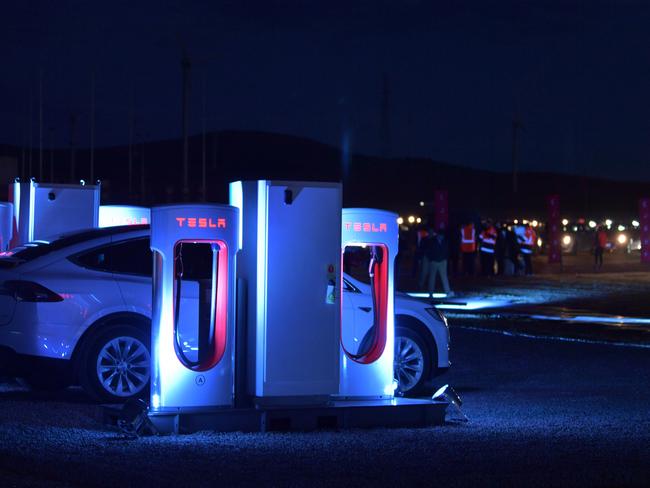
xmin=1 ymin=325 xmax=649 ymax=487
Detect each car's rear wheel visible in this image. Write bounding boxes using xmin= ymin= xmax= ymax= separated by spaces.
xmin=394 ymin=326 xmax=432 ymax=397
xmin=79 ymin=323 xmax=150 ymax=403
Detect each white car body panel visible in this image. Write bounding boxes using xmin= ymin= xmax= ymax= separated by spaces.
xmin=0 ymin=228 xmax=449 ymax=378
xmin=344 ymin=274 xmax=449 ymax=369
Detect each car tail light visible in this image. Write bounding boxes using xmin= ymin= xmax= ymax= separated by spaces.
xmin=4 ymin=280 xmax=64 ymax=302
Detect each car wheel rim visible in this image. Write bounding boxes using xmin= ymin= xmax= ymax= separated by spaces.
xmin=96 ymin=336 xmax=150 ymax=398
xmin=395 ymin=336 xmax=424 ymax=393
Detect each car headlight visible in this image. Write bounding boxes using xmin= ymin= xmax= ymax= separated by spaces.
xmin=617 ymin=234 xmax=627 ymax=245
xmin=425 ymin=307 xmax=447 ymax=326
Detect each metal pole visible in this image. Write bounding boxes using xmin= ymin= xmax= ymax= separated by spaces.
xmin=49 ymin=127 xmax=54 ymax=181
xmin=69 ymin=113 xmax=77 ymax=181
xmin=140 ymin=133 xmax=146 ymax=203
xmin=512 ymin=120 xmax=518 ymax=194
xmin=128 ymin=87 xmax=134 ymax=198
xmin=28 ymin=90 xmax=33 ymax=177
xmin=38 ymin=69 xmax=43 ymax=180
xmin=181 ymin=51 xmax=191 ymax=199
xmin=201 ymin=74 xmax=206 ymax=202
xmin=90 ymin=70 xmax=95 ymax=182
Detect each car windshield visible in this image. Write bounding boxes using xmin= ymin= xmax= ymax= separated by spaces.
xmin=0 ymin=225 xmax=150 ymax=268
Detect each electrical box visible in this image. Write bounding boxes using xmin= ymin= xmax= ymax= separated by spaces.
xmin=9 ymin=179 xmax=100 ymax=247
xmin=98 ymin=205 xmax=150 ymax=227
xmin=339 ymin=208 xmax=398 ymax=399
xmin=149 ymin=204 xmax=239 ymax=411
xmin=230 ymin=180 xmax=341 ymax=403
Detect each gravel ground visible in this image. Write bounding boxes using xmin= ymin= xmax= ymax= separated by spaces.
xmin=1 ymin=326 xmax=650 ymax=487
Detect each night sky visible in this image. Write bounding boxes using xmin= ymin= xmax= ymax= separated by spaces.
xmin=3 ymin=1 xmax=650 ymax=181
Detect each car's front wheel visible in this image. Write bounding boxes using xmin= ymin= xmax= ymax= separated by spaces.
xmin=78 ymin=323 xmax=150 ymax=403
xmin=394 ymin=326 xmax=432 ymax=397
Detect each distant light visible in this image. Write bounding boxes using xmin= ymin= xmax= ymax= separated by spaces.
xmin=416 ymin=217 xmax=422 ymax=223
xmin=632 ymin=220 xmax=640 ymax=228
xmin=617 ymin=234 xmax=627 ymax=245
xmin=532 ymin=220 xmax=538 ymax=227
xmin=561 ymin=218 xmax=569 ymax=226
xmin=419 ymin=201 xmax=425 ymax=207
xmin=436 ymin=299 xmax=510 ymax=311
xmin=572 ymin=226 xmax=578 ymax=232
xmin=522 ymin=219 xmax=529 ymax=225
xmin=562 ymin=235 xmax=572 ymax=246
xmin=396 ymin=217 xmax=404 ymax=225
xmin=605 ymin=219 xmax=612 ymax=228
xmin=513 ymin=219 xmax=519 ymax=224
xmin=406 ymin=292 xmax=447 ymax=299
xmin=537 ymin=238 xmax=543 ymax=247
xmin=588 ymin=220 xmax=597 ymax=229
xmin=408 ymin=216 xmax=416 ymax=224
xmin=618 ymin=224 xmax=626 ymax=232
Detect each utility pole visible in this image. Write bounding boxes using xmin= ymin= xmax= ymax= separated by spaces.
xmin=28 ymin=90 xmax=33 ymax=177
xmin=181 ymin=48 xmax=191 ymax=200
xmin=512 ymin=116 xmax=523 ymax=194
xmin=380 ymin=73 xmax=391 ymax=158
xmin=90 ymin=70 xmax=95 ymax=183
xmin=69 ymin=113 xmax=77 ymax=181
xmin=201 ymin=74 xmax=207 ymax=202
xmin=21 ymin=96 xmax=27 ymax=179
xmin=38 ymin=70 xmax=43 ymax=180
xmin=49 ymin=126 xmax=54 ymax=181
xmin=140 ymin=132 xmax=146 ymax=203
xmin=128 ymin=87 xmax=135 ymax=199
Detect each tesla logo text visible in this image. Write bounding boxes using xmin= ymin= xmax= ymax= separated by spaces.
xmin=344 ymin=222 xmax=387 ymax=233
xmin=176 ymin=217 xmax=226 ymax=228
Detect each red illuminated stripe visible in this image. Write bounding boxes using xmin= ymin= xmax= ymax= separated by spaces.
xmin=172 ymin=239 xmax=229 ymax=372
xmin=341 ymin=243 xmax=389 ymax=365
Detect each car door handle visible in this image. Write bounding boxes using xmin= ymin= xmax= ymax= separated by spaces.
xmin=358 ymin=307 xmax=372 ymax=313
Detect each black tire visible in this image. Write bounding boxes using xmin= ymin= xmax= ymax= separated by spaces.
xmin=394 ymin=326 xmax=433 ymax=397
xmin=78 ymin=323 xmax=151 ymax=403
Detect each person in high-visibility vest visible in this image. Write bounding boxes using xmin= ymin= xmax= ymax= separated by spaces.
xmin=518 ymin=223 xmax=536 ymax=275
xmin=479 ymin=221 xmax=498 ymax=276
xmin=460 ymin=221 xmax=476 ymax=276
xmin=594 ymin=225 xmax=608 ymax=271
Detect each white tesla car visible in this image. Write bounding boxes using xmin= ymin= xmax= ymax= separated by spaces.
xmin=0 ymin=226 xmax=449 ymax=402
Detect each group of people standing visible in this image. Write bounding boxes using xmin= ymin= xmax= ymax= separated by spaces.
xmin=415 ymin=220 xmax=537 ymax=296
xmin=460 ymin=220 xmax=536 ymax=277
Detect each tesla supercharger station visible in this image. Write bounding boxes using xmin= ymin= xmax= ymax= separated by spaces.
xmin=9 ymin=179 xmax=100 ymax=247
xmin=149 ymin=204 xmax=239 ymax=411
xmin=230 ymin=180 xmax=341 ymax=404
xmin=339 ymin=208 xmax=398 ymax=399
xmin=98 ymin=205 xmax=150 ymax=227
xmin=0 ymin=202 xmax=13 ymax=251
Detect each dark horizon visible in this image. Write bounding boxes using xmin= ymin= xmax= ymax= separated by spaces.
xmin=1 ymin=129 xmax=645 ymax=222
xmin=3 ymin=1 xmax=650 ymax=182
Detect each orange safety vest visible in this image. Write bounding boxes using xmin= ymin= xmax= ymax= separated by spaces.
xmin=479 ymin=226 xmax=497 ymax=253
xmin=460 ymin=224 xmax=476 ymax=253
xmin=520 ymin=227 xmax=535 ymax=254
